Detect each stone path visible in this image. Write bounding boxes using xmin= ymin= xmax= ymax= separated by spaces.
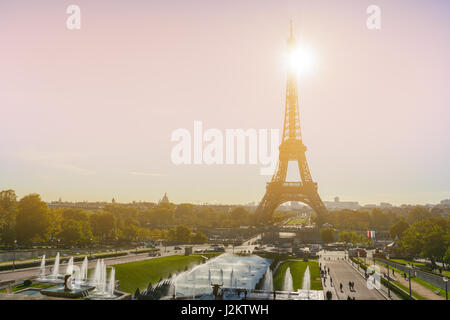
xmin=369 ymin=257 xmax=444 ymax=300
xmin=319 ymin=251 xmax=385 ymax=300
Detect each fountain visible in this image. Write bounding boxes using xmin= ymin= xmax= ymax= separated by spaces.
xmin=51 ymin=252 xmax=60 ymax=280
xmin=262 ymin=268 xmax=273 ymax=293
xmin=71 ymin=265 xmax=81 ymax=288
xmin=302 ymin=266 xmax=311 ymax=290
xmin=107 ymin=267 xmax=115 ymax=297
xmin=229 ymin=269 xmax=234 ymax=288
xmin=283 ymin=267 xmax=293 ymax=296
xmin=39 ymin=255 xmax=46 ymax=279
xmin=32 ymin=253 xmax=122 ymax=299
xmin=87 ymin=259 xmax=117 ymax=298
xmin=91 ymin=259 xmax=101 ymax=287
xmin=173 ymin=253 xmax=271 ymax=299
xmin=65 ymin=257 xmax=74 ymax=276
xmin=78 ymin=256 xmax=88 ymax=283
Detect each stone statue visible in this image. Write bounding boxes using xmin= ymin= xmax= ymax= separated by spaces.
xmin=64 ymin=274 xmax=73 ymax=291
xmin=211 ymin=283 xmax=224 ymax=300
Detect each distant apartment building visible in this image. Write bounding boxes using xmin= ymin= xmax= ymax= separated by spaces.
xmin=323 ymin=196 xmax=361 ymax=210
xmin=379 ymin=202 xmax=393 ymax=208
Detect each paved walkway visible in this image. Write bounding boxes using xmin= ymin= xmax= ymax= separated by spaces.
xmin=369 ymin=257 xmax=444 ymax=300
xmin=319 ymin=251 xmax=385 ymax=300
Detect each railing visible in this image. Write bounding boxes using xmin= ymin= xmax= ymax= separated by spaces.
xmin=282 ymin=182 xmax=302 ymax=187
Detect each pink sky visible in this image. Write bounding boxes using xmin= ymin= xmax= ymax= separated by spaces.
xmin=1 ymin=0 xmax=449 ymax=205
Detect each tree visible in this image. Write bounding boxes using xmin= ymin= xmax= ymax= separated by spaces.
xmin=406 ymin=206 xmax=430 ymax=224
xmin=174 ymin=204 xmax=195 ymax=224
xmin=338 ymin=231 xmax=365 ymax=246
xmin=0 ymin=190 xmax=17 ymax=243
xmin=443 ymin=247 xmax=450 ymax=269
xmin=389 ymin=220 xmax=409 ymax=240
xmin=16 ymin=194 xmax=50 ymax=244
xmin=230 ymin=207 xmax=249 ymax=226
xmin=338 ymin=231 xmax=351 ymax=244
xmin=401 ymin=218 xmax=449 ymax=263
xmin=175 ymin=225 xmax=191 ymax=243
xmin=58 ymin=219 xmax=83 ymax=244
xmin=370 ymin=209 xmax=389 ymax=230
xmin=320 ymin=227 xmax=335 ymax=244
xmin=118 ymin=217 xmax=139 ymax=241
xmin=47 ymin=209 xmax=63 ymax=242
xmin=90 ymin=211 xmax=115 ymax=240
xmin=191 ymin=231 xmax=208 ymax=244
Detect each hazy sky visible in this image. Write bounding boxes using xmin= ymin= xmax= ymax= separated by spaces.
xmin=1 ymin=0 xmax=449 ymax=205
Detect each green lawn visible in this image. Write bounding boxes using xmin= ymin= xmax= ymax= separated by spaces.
xmin=412 ymin=276 xmax=446 ymax=298
xmin=390 ymin=259 xmax=425 ymax=267
xmin=112 ymin=255 xmax=206 ymax=293
xmin=390 ymin=280 xmax=426 ymax=300
xmin=287 ymin=218 xmax=306 ymax=225
xmin=273 ymin=260 xmax=322 ymax=291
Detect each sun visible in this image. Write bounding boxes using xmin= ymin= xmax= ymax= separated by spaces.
xmin=286 ymin=45 xmax=317 ymax=76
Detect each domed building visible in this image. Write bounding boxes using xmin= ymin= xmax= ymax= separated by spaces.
xmin=159 ymin=192 xmax=169 ymax=204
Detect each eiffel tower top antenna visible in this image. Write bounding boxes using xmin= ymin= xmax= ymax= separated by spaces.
xmin=290 ymin=18 xmax=293 ymax=39
xmin=289 ymin=18 xmax=296 ymax=42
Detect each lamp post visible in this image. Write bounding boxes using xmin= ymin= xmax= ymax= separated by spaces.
xmin=387 ymin=264 xmax=391 ymax=298
xmin=89 ymin=238 xmax=93 ymax=257
xmin=408 ymin=265 xmax=412 ymax=298
xmin=12 ymin=240 xmax=17 ymax=272
xmin=443 ymin=277 xmax=448 ymax=301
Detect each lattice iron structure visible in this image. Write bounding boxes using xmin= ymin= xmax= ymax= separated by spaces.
xmin=256 ymin=21 xmax=327 ymax=224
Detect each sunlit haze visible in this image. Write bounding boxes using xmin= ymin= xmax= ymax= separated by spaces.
xmin=1 ymin=0 xmax=449 ymax=205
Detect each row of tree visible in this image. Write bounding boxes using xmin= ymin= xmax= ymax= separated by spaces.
xmin=390 ymin=217 xmax=449 ymax=265
xmin=314 ymin=206 xmax=443 ymax=231
xmin=320 ymin=215 xmax=449 ymax=265
xmin=0 ymin=190 xmax=247 ymax=246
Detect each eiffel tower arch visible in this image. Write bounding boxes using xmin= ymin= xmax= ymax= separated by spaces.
xmin=256 ymin=21 xmax=327 ymax=225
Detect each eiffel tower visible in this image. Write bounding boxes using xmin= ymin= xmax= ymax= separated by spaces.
xmin=256 ymin=21 xmax=327 ymax=224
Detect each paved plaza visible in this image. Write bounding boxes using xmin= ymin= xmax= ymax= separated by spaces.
xmin=319 ymin=251 xmax=386 ymax=300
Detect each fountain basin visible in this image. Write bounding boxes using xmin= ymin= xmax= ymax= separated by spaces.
xmin=40 ymin=284 xmax=95 ymax=299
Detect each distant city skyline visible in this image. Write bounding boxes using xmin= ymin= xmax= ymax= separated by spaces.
xmin=44 ymin=194 xmax=447 ymax=208
xmin=1 ymin=0 xmax=449 ymax=206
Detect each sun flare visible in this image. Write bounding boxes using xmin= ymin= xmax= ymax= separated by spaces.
xmin=286 ymin=45 xmax=317 ymax=76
